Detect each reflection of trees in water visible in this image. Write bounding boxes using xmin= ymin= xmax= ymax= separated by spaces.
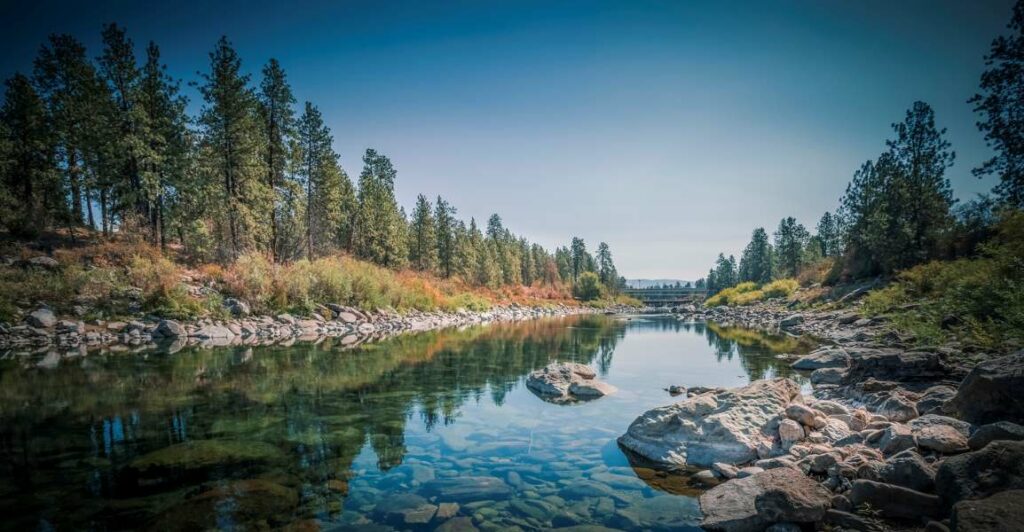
xmin=676 ymin=321 xmax=812 ymax=382
xmin=0 ymin=315 xmax=627 ymax=529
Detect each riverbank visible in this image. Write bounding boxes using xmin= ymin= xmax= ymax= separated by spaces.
xmin=0 ymin=302 xmax=629 ymax=356
xmin=617 ymin=299 xmax=1024 ymax=531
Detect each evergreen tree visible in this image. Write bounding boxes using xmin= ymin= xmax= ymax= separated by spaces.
xmin=570 ymin=237 xmax=587 ymax=283
xmin=774 ymin=216 xmax=809 ymax=278
xmin=258 ymin=58 xmax=296 ymax=260
xmin=971 ymin=0 xmax=1024 ymax=207
xmin=297 ymin=102 xmax=351 ymax=257
xmin=0 ymin=74 xmax=59 ymax=235
xmin=738 ymin=227 xmax=773 ymax=283
xmin=434 ymin=196 xmax=457 ymax=277
xmin=519 ymin=238 xmax=534 ymax=286
xmin=815 ymin=211 xmax=842 ymax=257
xmin=409 ymin=194 xmax=437 ymax=271
xmin=197 ymin=36 xmax=271 ymax=260
xmin=354 ymin=149 xmax=405 ymax=267
xmin=596 ymin=242 xmax=617 ymax=287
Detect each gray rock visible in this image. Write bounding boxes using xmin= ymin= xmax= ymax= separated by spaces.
xmin=735 ymin=466 xmax=763 ymax=478
xmin=951 ymin=489 xmax=1024 ymax=532
xmin=823 ymin=509 xmax=885 ymax=532
xmin=910 ymin=414 xmax=973 ymax=438
xmin=936 ymin=440 xmax=1024 ymax=507
xmin=845 ymin=350 xmax=951 ymax=384
xmin=916 ymin=385 xmax=957 ymax=416
xmin=879 ymin=450 xmax=936 ymax=492
xmin=968 ymin=421 xmax=1024 ymax=450
xmin=791 ymin=348 xmax=850 ymax=371
xmin=189 ymin=325 xmax=234 ymax=339
xmin=849 ymin=479 xmax=941 ymax=519
xmin=422 ymin=476 xmax=512 ymax=502
xmin=26 ymin=308 xmax=56 ymax=328
xmin=372 ymin=493 xmax=437 ymax=526
xmin=916 ymin=424 xmax=969 ymax=454
xmin=779 ymin=419 xmax=805 ymax=448
xmin=224 ymin=298 xmax=250 ymax=317
xmin=810 ymin=367 xmax=847 ymax=385
xmin=27 ymin=256 xmax=59 ymax=269
xmin=780 ymin=314 xmax=804 ymax=330
xmin=618 ymin=379 xmax=801 ymax=467
xmin=526 ymin=362 xmax=615 ymax=401
xmin=753 ymin=468 xmax=833 ymax=523
xmin=155 ymin=319 xmax=186 ymax=338
xmin=875 ymin=393 xmax=919 ymax=423
xmin=877 ymin=423 xmax=917 ymax=455
xmin=945 ymin=351 xmax=1024 ymax=425
xmin=700 ymin=468 xmax=830 ymax=531
xmin=811 ymin=400 xmax=851 ymax=416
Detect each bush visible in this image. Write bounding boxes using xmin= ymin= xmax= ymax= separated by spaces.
xmin=572 ymin=272 xmax=604 ymax=301
xmin=763 ymin=279 xmax=799 ymax=298
xmin=706 ymin=279 xmax=798 ymax=307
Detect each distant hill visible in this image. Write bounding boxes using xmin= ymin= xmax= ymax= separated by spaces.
xmin=625 ymin=279 xmax=693 ymax=289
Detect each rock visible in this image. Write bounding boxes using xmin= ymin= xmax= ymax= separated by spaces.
xmin=945 ymin=351 xmax=1024 ymax=425
xmin=667 ymin=384 xmax=687 ymax=396
xmin=26 ymin=256 xmax=59 ymax=269
xmin=422 ymin=476 xmax=512 ymax=502
xmin=785 ymin=403 xmax=822 ymax=427
xmin=736 ymin=466 xmax=763 ymax=478
xmin=618 ymin=379 xmax=801 ymax=467
xmin=791 ymin=348 xmax=850 ymax=371
xmin=373 ymin=493 xmax=438 ymax=526
xmin=780 ymin=314 xmax=804 ymax=330
xmin=155 ymin=319 xmax=186 ymax=338
xmin=849 ymin=479 xmax=941 ymax=519
xmin=877 ymin=423 xmax=917 ymax=455
xmin=936 ymin=440 xmax=1024 ymax=507
xmin=968 ymin=421 xmax=1024 ymax=450
xmin=765 ymin=524 xmax=801 ymax=532
xmin=951 ymin=490 xmax=1024 ymax=532
xmin=910 ymin=414 xmax=973 ymax=438
xmin=127 ymin=440 xmax=283 ymax=483
xmin=916 ymin=424 xmax=969 ymax=454
xmin=754 ymin=468 xmax=833 ymax=523
xmin=149 ymin=479 xmax=297 ymax=530
xmin=276 ymin=313 xmax=297 ymax=325
xmin=916 ymin=385 xmax=957 ymax=416
xmin=810 ymin=367 xmax=847 ymax=385
xmin=875 ymin=393 xmax=919 ymax=423
xmin=823 ymin=509 xmax=885 ymax=532
xmin=811 ymin=400 xmax=850 ymax=416
xmin=190 ymin=325 xmax=234 ymax=339
xmin=845 ymin=350 xmax=951 ymax=384
xmin=713 ymin=462 xmax=740 ymax=480
xmin=879 ymin=450 xmax=936 ymax=492
xmin=526 ymin=362 xmax=615 ymax=401
xmin=778 ymin=419 xmax=805 ymax=448
xmin=435 ymin=502 xmax=460 ymax=520
xmin=700 ymin=468 xmax=829 ymax=531
xmin=25 ymin=308 xmax=56 ymax=328
xmin=435 ymin=517 xmax=478 ymax=532
xmin=224 ymin=298 xmax=250 ymax=317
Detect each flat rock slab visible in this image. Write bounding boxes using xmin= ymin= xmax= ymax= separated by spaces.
xmin=618 ymin=378 xmax=801 ymax=467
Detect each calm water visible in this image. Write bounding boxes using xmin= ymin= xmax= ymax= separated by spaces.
xmin=0 ymin=315 xmax=810 ymax=531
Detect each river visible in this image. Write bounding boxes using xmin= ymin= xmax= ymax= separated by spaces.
xmin=0 ymin=314 xmax=812 ymax=531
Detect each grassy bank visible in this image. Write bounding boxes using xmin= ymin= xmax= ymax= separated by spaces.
xmin=705 ymin=279 xmax=799 ymax=307
xmin=0 ymin=236 xmax=631 ymax=323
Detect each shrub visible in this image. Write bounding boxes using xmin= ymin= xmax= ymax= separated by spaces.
xmin=763 ymin=279 xmax=799 ymax=298
xmin=572 ymin=272 xmax=604 ymax=301
xmin=706 ymin=279 xmax=798 ymax=307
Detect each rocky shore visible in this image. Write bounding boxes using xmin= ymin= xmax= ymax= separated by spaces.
xmin=618 ymin=300 xmax=1024 ymax=531
xmin=0 ymin=302 xmax=625 ymax=358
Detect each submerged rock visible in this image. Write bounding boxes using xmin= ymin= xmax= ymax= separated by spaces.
xmin=149 ymin=479 xmax=298 ymax=530
xmin=422 ymin=476 xmax=512 ymax=502
xmin=126 ymin=439 xmax=283 ymax=485
xmin=618 ymin=379 xmax=800 ymax=467
xmin=526 ymin=362 xmax=616 ymax=402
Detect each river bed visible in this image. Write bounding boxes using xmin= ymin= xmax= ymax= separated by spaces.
xmin=0 ymin=314 xmax=812 ymax=530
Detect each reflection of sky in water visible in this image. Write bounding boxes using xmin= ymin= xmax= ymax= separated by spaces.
xmin=0 ymin=315 xmax=808 ymax=531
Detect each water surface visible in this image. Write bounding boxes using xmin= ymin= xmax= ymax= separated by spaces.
xmin=0 ymin=315 xmax=810 ymax=531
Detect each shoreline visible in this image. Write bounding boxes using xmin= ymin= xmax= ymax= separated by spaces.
xmin=0 ymin=303 xmax=632 ymax=357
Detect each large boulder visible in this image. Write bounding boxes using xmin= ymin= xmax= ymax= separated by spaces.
xmin=944 ymin=351 xmax=1024 ymax=425
xmin=791 ymin=347 xmax=850 ymax=371
xmin=848 ymin=479 xmax=941 ymax=520
xmin=618 ymin=379 xmax=801 ymax=467
xmin=155 ymin=319 xmax=186 ymax=338
xmin=525 ymin=362 xmax=616 ymax=402
xmin=936 ymin=440 xmax=1024 ymax=507
xmin=951 ymin=490 xmax=1024 ymax=532
xmin=916 ymin=385 xmax=957 ymax=416
xmin=844 ymin=350 xmax=951 ymax=384
xmin=700 ymin=468 xmax=831 ymax=531
xmin=968 ymin=421 xmax=1024 ymax=450
xmin=878 ymin=450 xmax=936 ymax=492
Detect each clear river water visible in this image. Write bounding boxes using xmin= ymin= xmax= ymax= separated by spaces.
xmin=0 ymin=314 xmax=811 ymax=531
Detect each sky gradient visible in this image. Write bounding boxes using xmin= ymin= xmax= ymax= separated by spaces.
xmin=0 ymin=0 xmax=1014 ymax=279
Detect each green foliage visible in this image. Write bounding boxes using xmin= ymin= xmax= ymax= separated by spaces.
xmin=739 ymin=227 xmax=773 ymax=284
xmin=572 ymin=271 xmax=604 ymax=301
xmin=774 ymin=216 xmax=810 ymax=279
xmin=861 ymin=211 xmax=1024 ymax=350
xmin=706 ymin=279 xmax=798 ymax=307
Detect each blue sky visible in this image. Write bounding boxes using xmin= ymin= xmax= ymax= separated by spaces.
xmin=0 ymin=0 xmax=1013 ymax=279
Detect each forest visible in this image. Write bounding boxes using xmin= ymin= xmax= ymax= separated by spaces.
xmin=0 ymin=26 xmax=629 ymax=316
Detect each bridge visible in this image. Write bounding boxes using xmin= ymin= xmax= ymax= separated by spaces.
xmin=622 ymin=287 xmax=708 ymax=307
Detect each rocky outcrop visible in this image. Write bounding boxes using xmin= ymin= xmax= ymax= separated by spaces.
xmin=618 ymin=379 xmax=801 ymax=467
xmin=525 ymin=362 xmax=616 ymax=402
xmin=936 ymin=440 xmax=1024 ymax=507
xmin=968 ymin=421 xmax=1024 ymax=450
xmin=951 ymin=490 xmax=1024 ymax=532
xmin=944 ymin=351 xmax=1024 ymax=425
xmin=849 ymin=479 xmax=941 ymax=520
xmin=699 ymin=468 xmax=831 ymax=531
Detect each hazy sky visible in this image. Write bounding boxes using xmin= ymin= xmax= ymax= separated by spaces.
xmin=0 ymin=0 xmax=1014 ymax=279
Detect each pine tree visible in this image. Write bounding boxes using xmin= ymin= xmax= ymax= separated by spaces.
xmin=519 ymin=238 xmax=534 ymax=286
xmin=354 ymin=149 xmax=405 ymax=267
xmin=434 ymin=196 xmax=456 ymax=277
xmin=570 ymin=237 xmax=587 ymax=283
xmin=297 ymin=102 xmax=351 ymax=258
xmin=971 ymin=0 xmax=1024 ymax=207
xmin=815 ymin=212 xmax=842 ymax=257
xmin=738 ymin=227 xmax=773 ymax=283
xmin=258 ymin=58 xmax=296 ymax=261
xmin=197 ymin=36 xmax=271 ymax=260
xmin=596 ymin=242 xmax=616 ymax=286
xmin=774 ymin=217 xmax=809 ymax=278
xmin=0 ymin=74 xmax=59 ymax=235
xmin=409 ymin=194 xmax=437 ymax=271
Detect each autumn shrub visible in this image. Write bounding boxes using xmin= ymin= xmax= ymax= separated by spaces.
xmin=763 ymin=279 xmax=799 ymax=298
xmin=706 ymin=279 xmax=797 ymax=307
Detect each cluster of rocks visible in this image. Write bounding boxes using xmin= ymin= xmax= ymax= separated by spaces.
xmin=525 ymin=362 xmax=617 ymax=402
xmin=618 ymin=348 xmax=1024 ymax=531
xmin=0 ymin=302 xmax=626 ymax=361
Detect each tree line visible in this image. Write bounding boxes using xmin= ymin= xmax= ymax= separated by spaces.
xmin=699 ymin=2 xmax=1024 ymax=295
xmin=0 ymin=26 xmax=624 ymax=295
